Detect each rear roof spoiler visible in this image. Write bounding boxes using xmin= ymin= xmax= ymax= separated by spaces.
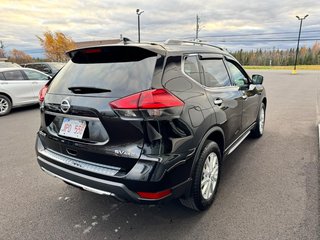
xmin=67 ymin=43 xmax=166 ymax=58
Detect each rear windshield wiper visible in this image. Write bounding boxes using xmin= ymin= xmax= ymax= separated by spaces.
xmin=68 ymin=86 xmax=111 ymax=94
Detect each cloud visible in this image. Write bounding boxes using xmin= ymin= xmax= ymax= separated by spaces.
xmin=0 ymin=0 xmax=319 ymax=57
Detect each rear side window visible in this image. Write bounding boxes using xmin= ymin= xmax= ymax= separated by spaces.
xmin=0 ymin=72 xmax=5 ymax=80
xmin=3 ymin=70 xmax=24 ymax=80
xmin=49 ymin=47 xmax=158 ymax=97
xmin=200 ymin=59 xmax=231 ymax=88
xmin=183 ymin=55 xmax=201 ymax=84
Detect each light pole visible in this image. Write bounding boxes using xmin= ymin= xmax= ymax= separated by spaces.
xmin=292 ymin=14 xmax=308 ymax=74
xmin=136 ymin=9 xmax=144 ymax=43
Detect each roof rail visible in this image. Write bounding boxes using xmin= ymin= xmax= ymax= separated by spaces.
xmin=119 ymin=37 xmax=167 ymax=51
xmin=164 ymin=39 xmax=225 ymax=51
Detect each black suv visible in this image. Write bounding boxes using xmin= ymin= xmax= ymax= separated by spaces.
xmin=35 ymin=40 xmax=266 ymax=211
xmin=24 ymin=62 xmax=65 ymax=76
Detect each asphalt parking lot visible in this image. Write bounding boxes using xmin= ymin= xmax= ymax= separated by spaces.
xmin=0 ymin=70 xmax=319 ymax=240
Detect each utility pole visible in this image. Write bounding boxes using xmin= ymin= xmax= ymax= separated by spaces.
xmin=195 ymin=15 xmax=200 ymax=41
xmin=292 ymin=14 xmax=308 ymax=74
xmin=0 ymin=40 xmax=5 ymax=58
xmin=136 ymin=9 xmax=144 ymax=43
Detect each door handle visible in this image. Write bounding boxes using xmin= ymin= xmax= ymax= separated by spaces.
xmin=213 ymin=98 xmax=223 ymax=105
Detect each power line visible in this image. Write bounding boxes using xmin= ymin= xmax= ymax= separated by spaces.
xmin=182 ymin=30 xmax=320 ymax=39
xmin=221 ymin=37 xmax=319 ymax=41
xmin=6 ymin=30 xmax=320 ymax=55
xmin=206 ymin=38 xmax=320 ymax=43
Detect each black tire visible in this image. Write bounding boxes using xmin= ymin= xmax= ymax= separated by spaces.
xmin=180 ymin=140 xmax=221 ymax=211
xmin=250 ymin=102 xmax=266 ymax=138
xmin=0 ymin=94 xmax=12 ymax=116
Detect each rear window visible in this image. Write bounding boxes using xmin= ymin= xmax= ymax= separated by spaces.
xmin=48 ymin=46 xmax=158 ymax=97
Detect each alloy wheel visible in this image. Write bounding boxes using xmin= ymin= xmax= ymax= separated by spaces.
xmin=259 ymin=107 xmax=265 ymax=134
xmin=201 ymin=152 xmax=219 ymax=200
xmin=0 ymin=97 xmax=9 ymax=114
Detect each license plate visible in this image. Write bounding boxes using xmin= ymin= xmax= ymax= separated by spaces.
xmin=59 ymin=118 xmax=86 ymax=139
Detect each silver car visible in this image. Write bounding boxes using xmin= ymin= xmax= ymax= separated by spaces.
xmin=0 ymin=62 xmax=22 ymax=68
xmin=0 ymin=68 xmax=51 ymax=116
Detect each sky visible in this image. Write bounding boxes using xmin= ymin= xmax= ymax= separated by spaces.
xmin=0 ymin=0 xmax=319 ymax=58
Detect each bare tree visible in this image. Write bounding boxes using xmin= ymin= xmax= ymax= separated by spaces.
xmin=8 ymin=49 xmax=32 ymax=64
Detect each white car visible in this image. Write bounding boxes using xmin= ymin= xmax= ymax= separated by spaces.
xmin=0 ymin=67 xmax=51 ymax=116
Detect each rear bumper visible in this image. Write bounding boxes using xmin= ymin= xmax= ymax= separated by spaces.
xmin=36 ymin=135 xmax=192 ymax=203
xmin=38 ymin=156 xmax=139 ymax=202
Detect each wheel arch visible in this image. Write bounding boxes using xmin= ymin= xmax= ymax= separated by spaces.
xmin=0 ymin=92 xmax=13 ymax=105
xmin=191 ymin=126 xmax=225 ymax=176
xmin=183 ymin=126 xmax=225 ymax=198
xmin=262 ymin=97 xmax=267 ymax=108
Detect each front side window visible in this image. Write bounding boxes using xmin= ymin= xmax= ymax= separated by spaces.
xmin=3 ymin=70 xmax=24 ymax=80
xmin=23 ymin=69 xmax=48 ymax=80
xmin=200 ymin=59 xmax=231 ymax=87
xmin=225 ymin=61 xmax=248 ymax=86
xmin=183 ymin=55 xmax=201 ymax=83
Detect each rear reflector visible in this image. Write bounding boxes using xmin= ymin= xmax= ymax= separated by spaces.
xmin=110 ymin=89 xmax=184 ymax=109
xmin=137 ymin=189 xmax=172 ymax=200
xmin=39 ymin=85 xmax=49 ymax=102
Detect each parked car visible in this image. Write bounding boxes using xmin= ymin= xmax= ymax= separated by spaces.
xmin=0 ymin=68 xmax=51 ymax=116
xmin=24 ymin=62 xmax=65 ymax=76
xmin=35 ymin=40 xmax=266 ymax=211
xmin=0 ymin=62 xmax=22 ymax=68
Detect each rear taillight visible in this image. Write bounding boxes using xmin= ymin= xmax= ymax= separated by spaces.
xmin=110 ymin=89 xmax=183 ymax=109
xmin=137 ymin=189 xmax=172 ymax=200
xmin=39 ymin=85 xmax=48 ymax=102
xmin=110 ymin=89 xmax=184 ymax=120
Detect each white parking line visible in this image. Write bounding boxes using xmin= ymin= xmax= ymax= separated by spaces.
xmin=318 ymin=124 xmax=320 ymax=152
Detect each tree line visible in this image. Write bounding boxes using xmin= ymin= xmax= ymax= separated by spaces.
xmin=231 ymin=42 xmax=320 ymax=66
xmin=1 ymin=32 xmax=320 ymax=66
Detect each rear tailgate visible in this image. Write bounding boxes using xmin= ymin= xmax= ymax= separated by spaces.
xmin=39 ymin=45 xmax=165 ymax=173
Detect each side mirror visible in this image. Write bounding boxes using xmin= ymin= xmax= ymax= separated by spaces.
xmin=252 ymin=74 xmax=263 ymax=84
